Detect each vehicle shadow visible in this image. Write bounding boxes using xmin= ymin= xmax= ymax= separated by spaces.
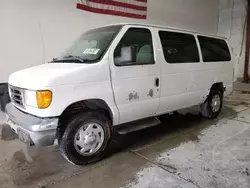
xmin=105 ymin=105 xmax=237 ymax=157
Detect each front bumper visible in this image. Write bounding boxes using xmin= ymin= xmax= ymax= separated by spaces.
xmin=5 ymin=103 xmax=58 ymax=147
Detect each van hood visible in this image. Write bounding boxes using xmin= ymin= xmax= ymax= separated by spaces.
xmin=8 ymin=63 xmax=90 ymax=90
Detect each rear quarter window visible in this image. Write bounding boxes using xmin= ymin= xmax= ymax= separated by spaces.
xmin=198 ymin=36 xmax=231 ymax=62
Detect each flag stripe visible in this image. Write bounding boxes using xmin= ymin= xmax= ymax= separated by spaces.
xmin=88 ymin=0 xmax=147 ymax=11
xmin=77 ymin=3 xmax=146 ymax=19
xmin=78 ymin=2 xmax=146 ymax=15
xmin=113 ymin=0 xmax=147 ymax=7
xmin=135 ymin=0 xmax=147 ymax=2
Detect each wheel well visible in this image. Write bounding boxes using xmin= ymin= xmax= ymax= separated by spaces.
xmin=57 ymin=99 xmax=113 ymax=139
xmin=210 ymin=82 xmax=224 ymax=94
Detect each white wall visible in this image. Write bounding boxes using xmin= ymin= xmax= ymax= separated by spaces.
xmin=0 ymin=0 xmax=220 ymax=83
xmin=218 ymin=0 xmax=248 ymax=80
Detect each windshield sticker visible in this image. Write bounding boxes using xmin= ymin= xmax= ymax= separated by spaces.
xmin=83 ymin=48 xmax=100 ymax=55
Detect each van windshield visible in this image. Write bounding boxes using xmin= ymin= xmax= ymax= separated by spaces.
xmin=54 ymin=25 xmax=122 ymax=63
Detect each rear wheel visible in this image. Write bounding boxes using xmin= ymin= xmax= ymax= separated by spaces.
xmin=59 ymin=111 xmax=111 ymax=165
xmin=201 ymin=90 xmax=223 ymax=119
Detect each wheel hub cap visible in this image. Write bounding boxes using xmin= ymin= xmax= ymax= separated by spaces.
xmin=211 ymin=94 xmax=221 ymax=112
xmin=84 ymin=134 xmax=96 ymax=145
xmin=74 ymin=123 xmax=104 ymax=156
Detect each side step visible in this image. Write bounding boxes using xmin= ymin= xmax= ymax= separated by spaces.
xmin=114 ymin=117 xmax=161 ymax=135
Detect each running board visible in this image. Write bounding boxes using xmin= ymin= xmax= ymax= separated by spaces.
xmin=114 ymin=117 xmax=161 ymax=135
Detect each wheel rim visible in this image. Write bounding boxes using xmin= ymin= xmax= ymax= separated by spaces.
xmin=211 ymin=94 xmax=221 ymax=112
xmin=74 ymin=122 xmax=104 ymax=156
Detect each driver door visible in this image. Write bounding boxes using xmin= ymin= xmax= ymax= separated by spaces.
xmin=109 ymin=26 xmax=160 ymax=124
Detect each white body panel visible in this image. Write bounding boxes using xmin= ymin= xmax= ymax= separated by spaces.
xmin=153 ymin=29 xmax=233 ymax=115
xmin=8 ymin=59 xmax=120 ymax=125
xmin=8 ymin=24 xmax=234 ymax=127
xmin=108 ymin=25 xmax=161 ymax=124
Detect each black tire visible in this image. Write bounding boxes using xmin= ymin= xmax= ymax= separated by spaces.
xmin=0 ymin=94 xmax=10 ymax=112
xmin=0 ymin=84 xmax=10 ymax=112
xmin=59 ymin=111 xmax=111 ymax=165
xmin=201 ymin=90 xmax=223 ymax=119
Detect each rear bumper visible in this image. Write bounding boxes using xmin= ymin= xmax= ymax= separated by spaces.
xmin=5 ymin=103 xmax=58 ymax=147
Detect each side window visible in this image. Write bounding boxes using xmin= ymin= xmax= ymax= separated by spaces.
xmin=114 ymin=28 xmax=154 ymax=66
xmin=159 ymin=31 xmax=199 ymax=63
xmin=198 ymin=36 xmax=231 ymax=62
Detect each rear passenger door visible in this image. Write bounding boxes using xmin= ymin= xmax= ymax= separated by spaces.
xmin=156 ymin=30 xmax=207 ymax=115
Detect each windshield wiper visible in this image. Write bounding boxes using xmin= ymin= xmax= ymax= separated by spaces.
xmin=51 ymin=55 xmax=84 ymax=63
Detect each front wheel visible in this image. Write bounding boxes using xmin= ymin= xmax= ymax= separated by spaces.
xmin=59 ymin=112 xmax=111 ymax=165
xmin=200 ymin=90 xmax=223 ymax=119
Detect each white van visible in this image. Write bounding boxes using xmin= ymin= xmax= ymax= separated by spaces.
xmin=6 ymin=24 xmax=233 ymax=165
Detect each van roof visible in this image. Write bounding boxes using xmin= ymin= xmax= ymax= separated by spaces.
xmin=102 ymin=23 xmax=227 ymax=40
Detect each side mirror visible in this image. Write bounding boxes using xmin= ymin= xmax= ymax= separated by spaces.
xmin=115 ymin=46 xmax=136 ymax=66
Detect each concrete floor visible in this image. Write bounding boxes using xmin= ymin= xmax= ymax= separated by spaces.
xmin=1 ymin=99 xmax=250 ymax=188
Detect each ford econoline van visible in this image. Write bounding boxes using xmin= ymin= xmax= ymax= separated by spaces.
xmin=6 ymin=24 xmax=233 ymax=165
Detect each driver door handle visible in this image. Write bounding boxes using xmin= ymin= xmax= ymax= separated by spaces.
xmin=155 ymin=78 xmax=159 ymax=87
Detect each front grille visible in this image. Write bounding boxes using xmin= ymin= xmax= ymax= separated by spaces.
xmin=9 ymin=86 xmax=24 ymax=108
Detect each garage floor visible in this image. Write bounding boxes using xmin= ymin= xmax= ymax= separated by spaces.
xmin=1 ymin=99 xmax=250 ymax=188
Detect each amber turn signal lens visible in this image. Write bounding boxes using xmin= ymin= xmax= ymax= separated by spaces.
xmin=36 ymin=90 xmax=52 ymax=109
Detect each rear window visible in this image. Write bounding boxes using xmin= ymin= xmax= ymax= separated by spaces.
xmin=198 ymin=36 xmax=231 ymax=62
xmin=159 ymin=31 xmax=200 ymax=63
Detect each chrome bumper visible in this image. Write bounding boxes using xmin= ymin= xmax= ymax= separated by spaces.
xmin=5 ymin=103 xmax=58 ymax=147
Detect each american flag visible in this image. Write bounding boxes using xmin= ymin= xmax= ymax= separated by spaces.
xmin=77 ymin=0 xmax=147 ymax=19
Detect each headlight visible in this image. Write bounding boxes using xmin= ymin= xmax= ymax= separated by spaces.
xmin=24 ymin=90 xmax=37 ymax=107
xmin=36 ymin=90 xmax=53 ymax=109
